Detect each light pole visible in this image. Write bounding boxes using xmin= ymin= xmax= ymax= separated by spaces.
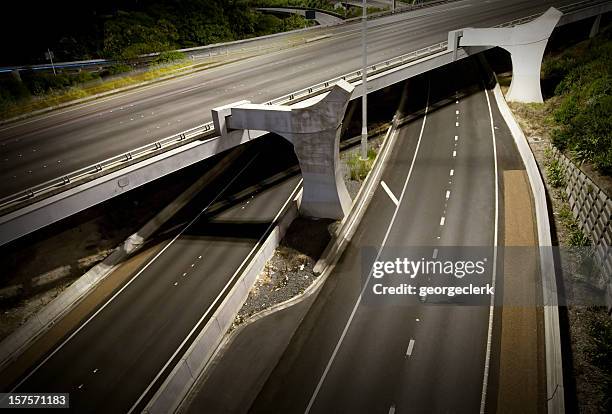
xmin=45 ymin=48 xmax=57 ymax=76
xmin=360 ymin=0 xmax=368 ymax=160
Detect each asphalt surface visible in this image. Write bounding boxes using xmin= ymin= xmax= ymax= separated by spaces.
xmin=0 ymin=0 xmax=581 ymax=199
xmin=247 ymin=58 xmax=523 ymax=413
xmin=6 ymin=136 xmax=303 ymax=413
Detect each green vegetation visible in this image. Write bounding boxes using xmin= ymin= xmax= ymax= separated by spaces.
xmin=545 ymin=157 xmax=566 ymax=188
xmin=99 ymin=0 xmax=313 ymax=60
xmin=347 ymin=148 xmax=378 ymax=181
xmin=542 ymin=25 xmax=612 ymax=174
xmin=0 ymin=61 xmax=199 ymax=120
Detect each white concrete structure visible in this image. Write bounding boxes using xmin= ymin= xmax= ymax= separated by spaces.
xmin=451 ymin=7 xmax=563 ymax=103
xmin=213 ymin=81 xmax=354 ymax=219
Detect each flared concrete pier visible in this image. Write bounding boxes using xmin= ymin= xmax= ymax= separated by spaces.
xmin=212 ymin=80 xmax=354 ymax=219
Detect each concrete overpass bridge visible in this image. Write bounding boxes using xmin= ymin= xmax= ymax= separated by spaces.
xmin=0 ymin=0 xmax=609 ymax=247
xmin=255 ymin=7 xmax=344 ymax=26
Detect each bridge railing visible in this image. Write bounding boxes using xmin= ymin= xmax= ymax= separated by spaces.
xmin=0 ymin=0 xmax=603 ymax=214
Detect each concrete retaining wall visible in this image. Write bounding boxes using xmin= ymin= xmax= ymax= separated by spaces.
xmin=144 ymin=199 xmax=299 ymax=414
xmin=552 ymin=146 xmax=612 ymax=307
xmin=491 ymin=81 xmax=565 ymax=414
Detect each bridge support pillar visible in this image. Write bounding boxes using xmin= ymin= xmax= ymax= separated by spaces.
xmin=453 ymin=7 xmax=563 ymax=103
xmin=212 ymin=80 xmax=354 ymax=219
xmin=590 ymin=14 xmax=601 ymax=38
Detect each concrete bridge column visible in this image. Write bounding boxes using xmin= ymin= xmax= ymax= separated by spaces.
xmin=212 ymin=80 xmax=354 ymax=219
xmin=590 ymin=14 xmax=602 ymax=38
xmin=450 ymin=7 xmax=563 ymax=103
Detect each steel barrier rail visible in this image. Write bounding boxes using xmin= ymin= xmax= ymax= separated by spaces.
xmin=0 ymin=0 xmax=606 ymax=214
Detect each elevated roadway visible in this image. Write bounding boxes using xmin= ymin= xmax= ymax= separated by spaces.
xmin=0 ymin=0 xmax=593 ymax=201
xmin=1 ymin=0 xmax=609 ymax=247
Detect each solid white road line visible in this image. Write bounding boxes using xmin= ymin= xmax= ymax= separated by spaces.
xmin=10 ymin=152 xmax=263 ymax=394
xmin=381 ymin=180 xmax=400 ymax=206
xmin=479 ymin=85 xmax=499 ymax=414
xmin=406 ymin=339 xmax=416 ymax=357
xmin=304 ymin=80 xmax=431 ymax=414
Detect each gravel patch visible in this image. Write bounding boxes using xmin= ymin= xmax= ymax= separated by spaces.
xmin=232 ymin=217 xmax=334 ymax=329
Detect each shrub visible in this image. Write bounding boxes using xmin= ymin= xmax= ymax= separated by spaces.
xmin=546 ymin=158 xmax=566 ymax=188
xmin=347 ymin=148 xmax=377 ymax=181
xmin=154 ymin=51 xmax=186 ymax=64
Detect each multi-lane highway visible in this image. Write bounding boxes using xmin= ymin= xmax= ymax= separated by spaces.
xmin=0 ymin=0 xmax=583 ymax=200
xmin=5 ymin=136 xmax=303 ymax=413
xmin=245 ymin=58 xmax=527 ymax=413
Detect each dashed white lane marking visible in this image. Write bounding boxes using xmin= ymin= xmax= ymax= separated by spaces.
xmin=416 ymin=318 xmax=420 ymax=322
xmin=304 ymin=81 xmax=432 ymax=414
xmin=406 ymin=339 xmax=416 ymax=357
xmin=455 ymin=122 xmax=459 ymax=127
xmin=445 ymin=190 xmax=451 ymax=200
xmin=173 ymin=282 xmax=178 ymax=286
xmin=388 ymin=405 xmax=396 ymax=414
xmin=77 ymin=384 xmax=83 ymax=390
xmin=450 ymin=169 xmax=454 ymax=176
xmin=455 ymin=135 xmax=458 ymax=141
xmin=440 ymin=217 xmax=446 ymax=226
xmin=432 ymin=248 xmax=438 ymax=259
xmin=456 ymin=100 xmax=459 ymax=104
xmin=93 ymin=368 xmax=98 ymax=374
xmin=452 ymin=150 xmax=457 ymax=157
xmin=456 ymin=110 xmax=460 ymax=115
xmin=381 ymin=180 xmax=399 ymax=206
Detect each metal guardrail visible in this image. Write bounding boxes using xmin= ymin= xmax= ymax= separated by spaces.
xmin=0 ymin=0 xmax=603 ymax=213
xmin=495 ymin=0 xmax=602 ymax=27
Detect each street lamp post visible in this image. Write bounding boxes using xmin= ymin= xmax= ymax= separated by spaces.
xmin=360 ymin=0 xmax=368 ymax=160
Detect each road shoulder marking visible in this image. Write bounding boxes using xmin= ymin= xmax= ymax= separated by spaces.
xmin=380 ymin=180 xmax=399 ymax=206
xmin=406 ymin=339 xmax=416 ymax=357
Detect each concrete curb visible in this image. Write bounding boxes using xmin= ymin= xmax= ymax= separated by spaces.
xmin=143 ymin=197 xmax=300 ymax=414
xmin=491 ymin=81 xmax=565 ymax=413
xmin=0 ymin=147 xmax=245 ymax=372
xmin=173 ymin=108 xmax=403 ymax=413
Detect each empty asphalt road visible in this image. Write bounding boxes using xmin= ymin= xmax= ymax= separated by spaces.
xmin=248 ymin=57 xmax=526 ymax=413
xmin=5 ymin=136 xmax=303 ymax=413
